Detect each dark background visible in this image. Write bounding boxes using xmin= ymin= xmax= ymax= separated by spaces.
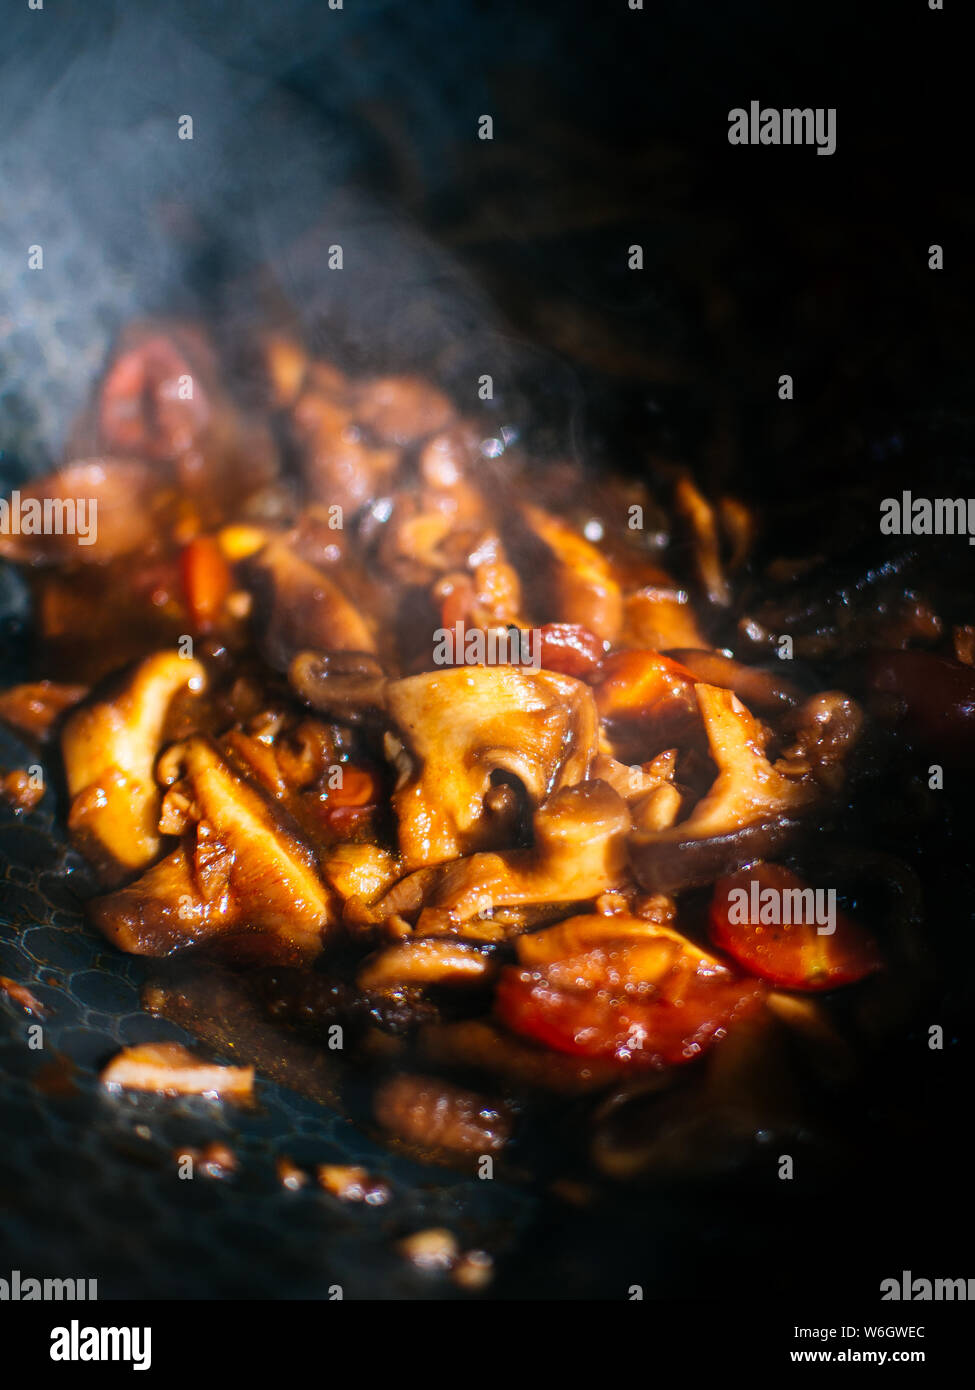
xmin=1 ymin=0 xmax=972 ymax=1299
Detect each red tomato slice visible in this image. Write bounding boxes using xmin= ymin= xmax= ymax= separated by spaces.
xmin=495 ymin=915 xmax=765 ymax=1067
xmin=709 ymin=863 xmax=882 ymax=992
xmin=180 ymin=536 xmax=231 ymax=631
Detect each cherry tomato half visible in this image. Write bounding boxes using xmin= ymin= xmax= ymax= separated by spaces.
xmin=495 ymin=915 xmax=765 ymax=1067
xmin=709 ymin=862 xmax=882 ymax=992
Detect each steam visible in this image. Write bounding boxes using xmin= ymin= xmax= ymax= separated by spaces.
xmin=0 ymin=1 xmax=566 ymax=478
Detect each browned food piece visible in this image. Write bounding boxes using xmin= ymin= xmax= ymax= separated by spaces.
xmin=621 ymin=584 xmax=710 ymax=651
xmin=0 ymin=681 xmax=89 ymax=739
xmin=665 ymin=648 xmax=801 ymax=713
xmin=291 ymin=386 xmax=401 ymax=514
xmin=397 ymin=1228 xmax=460 ymax=1270
xmin=592 ymin=650 xmax=700 ymax=763
xmin=352 ymin=778 xmax=631 ymax=937
xmin=953 ymin=624 xmax=975 ymax=667
xmin=89 ymin=842 xmax=233 ymax=957
xmin=95 ymin=739 xmax=332 ymax=956
xmin=322 ymin=842 xmax=399 ymax=906
xmin=452 ymin=1250 xmax=495 ymax=1290
xmin=518 ymin=502 xmax=623 ymax=641
xmin=289 ymin=650 xmax=388 ymax=723
xmin=100 ymin=1042 xmax=254 ymax=1102
xmin=353 ymin=375 xmax=455 ymax=445
xmin=384 ymin=666 xmax=598 ymax=870
xmin=357 ymin=938 xmax=496 ymax=991
xmin=591 ymin=749 xmax=677 ymax=803
xmin=674 ymin=476 xmax=731 ymax=607
xmin=0 ymin=769 xmax=44 ymax=815
xmin=62 ymin=651 xmax=207 ymax=881
xmin=317 ymin=1164 xmax=391 ymax=1204
xmin=91 ymin=737 xmax=333 ymax=961
xmin=374 ymin=1073 xmax=512 ymax=1154
xmin=0 ymin=460 xmax=158 ymax=565
xmin=628 ymin=683 xmax=823 ymax=894
xmin=0 ymin=976 xmax=47 ymax=1017
xmin=414 ymin=780 xmax=630 ymax=931
xmin=246 ymin=540 xmax=377 ymax=670
xmin=718 ymin=495 xmax=757 ymax=573
xmin=92 ymin=323 xmax=278 ymax=515
xmin=776 ymin=691 xmax=863 ymax=791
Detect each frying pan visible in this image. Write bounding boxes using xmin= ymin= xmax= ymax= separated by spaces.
xmin=2 ymin=0 xmax=972 ymax=1298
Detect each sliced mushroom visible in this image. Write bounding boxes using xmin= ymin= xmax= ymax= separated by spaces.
xmin=289 ymin=649 xmax=388 ymax=722
xmin=100 ymin=1042 xmax=254 ymax=1102
xmin=414 ymin=779 xmax=630 ymax=931
xmin=357 ymin=938 xmax=496 ymax=992
xmin=92 ymin=735 xmax=333 ymax=960
xmin=591 ymin=749 xmax=677 ymax=803
xmin=89 ymin=841 xmax=231 ymax=956
xmin=322 ymin=842 xmax=399 ymax=906
xmin=247 ymin=540 xmax=377 ymax=670
xmin=384 ymin=666 xmax=599 ymax=870
xmin=0 ymin=459 xmax=157 ymax=565
xmin=674 ymin=475 xmax=731 ymax=607
xmin=62 ymin=651 xmax=206 ymax=882
xmin=518 ymin=502 xmax=623 ymax=642
xmin=374 ymin=1073 xmax=511 ymax=1156
xmin=665 ymin=648 xmax=801 ymax=713
xmin=621 ymin=584 xmax=710 ymax=652
xmin=629 ymin=683 xmax=818 ymax=894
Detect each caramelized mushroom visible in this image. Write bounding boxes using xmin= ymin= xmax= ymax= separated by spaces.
xmin=101 ymin=1042 xmax=254 ymax=1102
xmin=0 ymin=460 xmax=157 ymax=565
xmin=629 ymin=683 xmax=818 ymax=894
xmin=384 ymin=666 xmax=599 ymax=870
xmin=92 ymin=736 xmax=333 ymax=960
xmin=374 ymin=1073 xmax=511 ymax=1154
xmin=247 ymin=540 xmax=377 ymax=670
xmin=519 ymin=502 xmax=623 ymax=641
xmin=62 ymin=651 xmax=206 ymax=881
xmin=414 ymin=779 xmax=630 ymax=930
